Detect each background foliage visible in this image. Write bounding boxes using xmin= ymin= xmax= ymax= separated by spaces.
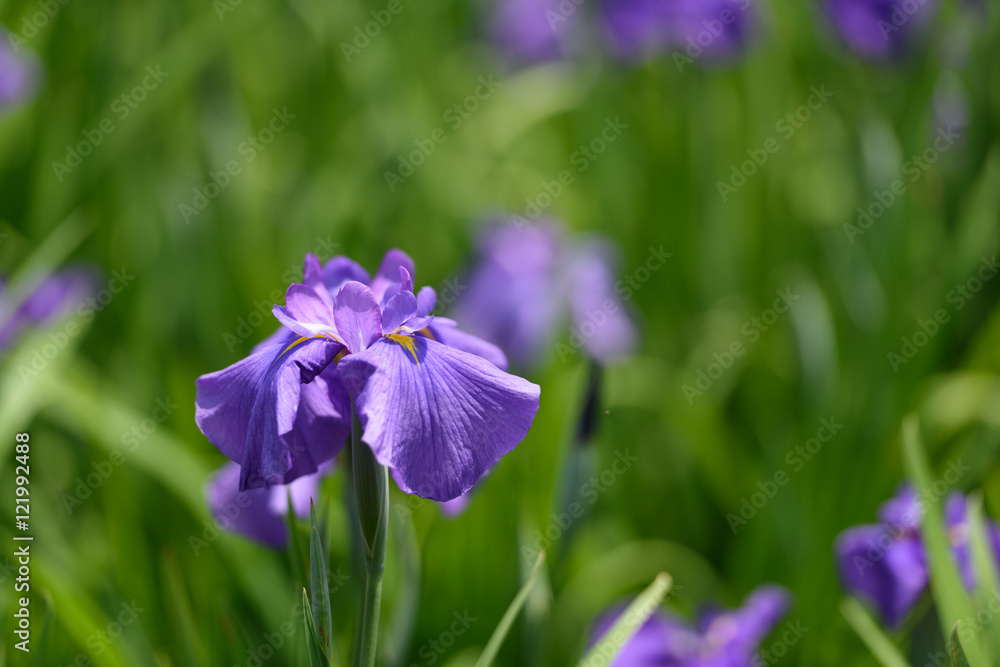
xmin=1 ymin=0 xmax=999 ymax=664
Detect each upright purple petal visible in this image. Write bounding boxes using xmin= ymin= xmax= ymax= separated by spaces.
xmin=333 ymin=282 xmax=383 ymax=353
xmin=370 ymin=249 xmax=416 ymax=305
xmin=273 ymin=283 xmax=339 ymax=339
xmin=338 ymin=335 xmax=540 ymax=501
xmin=382 ymin=291 xmax=419 ymax=334
xmin=416 ymin=286 xmax=437 ymax=317
xmin=322 ymin=257 xmax=371 ymax=296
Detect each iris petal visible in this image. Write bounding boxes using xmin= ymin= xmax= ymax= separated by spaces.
xmin=273 ymin=283 xmax=339 ymax=339
xmin=371 ymin=249 xmax=416 ymax=305
xmin=382 ymin=290 xmax=419 ymax=334
xmin=333 ymin=281 xmax=382 ymax=353
xmin=195 ymin=336 xmax=342 ymax=490
xmin=338 ymin=335 xmax=540 ymax=501
xmin=426 ymin=320 xmax=509 ymax=371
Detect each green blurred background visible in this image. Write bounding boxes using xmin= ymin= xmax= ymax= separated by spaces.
xmin=1 ymin=0 xmax=1000 ymax=664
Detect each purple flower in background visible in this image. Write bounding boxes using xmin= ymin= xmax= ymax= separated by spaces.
xmin=602 ymin=0 xmax=756 ymax=63
xmin=492 ymin=0 xmax=573 ymax=63
xmin=0 ymin=34 xmax=38 ymax=109
xmin=589 ymin=585 xmax=790 ymax=666
xmin=452 ymin=220 xmax=638 ymax=370
xmin=0 ymin=268 xmax=96 ymax=353
xmin=196 ymin=250 xmax=540 ymax=501
xmin=206 ymin=460 xmax=329 ymax=548
xmin=835 ymin=485 xmax=1000 ymax=627
xmin=822 ymin=0 xmax=940 ymax=60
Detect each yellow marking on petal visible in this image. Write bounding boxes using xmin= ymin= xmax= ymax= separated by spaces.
xmin=275 ymin=336 xmax=310 ymax=365
xmin=387 ymin=333 xmax=421 ymax=368
xmin=271 ymin=332 xmax=345 ymax=369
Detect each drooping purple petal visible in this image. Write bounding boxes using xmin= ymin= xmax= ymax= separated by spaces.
xmin=601 ymin=0 xmax=677 ymax=61
xmin=338 ymin=335 xmax=540 ymax=501
xmin=698 ymin=584 xmax=790 ymax=662
xmin=370 ymin=249 xmax=416 ymax=306
xmin=273 ymin=283 xmax=339 ymax=339
xmin=0 ymin=267 xmax=97 ymax=351
xmin=424 ymin=319 xmax=510 ymax=371
xmin=835 ymin=524 xmax=927 ymax=627
xmin=589 ymin=606 xmax=694 ymax=666
xmin=195 ymin=336 xmax=342 ymax=490
xmin=491 ymin=0 xmax=572 ymax=64
xmin=206 ymin=461 xmax=287 ymax=548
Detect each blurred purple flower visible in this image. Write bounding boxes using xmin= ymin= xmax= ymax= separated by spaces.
xmin=835 ymin=485 xmax=1000 ymax=627
xmin=822 ymin=0 xmax=940 ymax=60
xmin=196 ymin=250 xmax=540 ymax=501
xmin=0 ymin=267 xmax=96 ymax=352
xmin=602 ymin=0 xmax=756 ymax=63
xmin=0 ymin=34 xmax=38 ymax=109
xmin=451 ymin=220 xmax=637 ymax=370
xmin=206 ymin=460 xmax=329 ymax=548
xmin=589 ymin=585 xmax=790 ymax=666
xmin=492 ymin=0 xmax=574 ymax=63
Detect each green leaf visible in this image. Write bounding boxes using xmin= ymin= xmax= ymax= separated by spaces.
xmin=310 ymin=501 xmax=334 ymax=661
xmin=475 ymin=551 xmax=548 ymax=667
xmin=286 ymin=488 xmax=307 ymax=591
xmin=965 ymin=493 xmax=1000 ymax=662
xmin=900 ymin=415 xmax=986 ymax=667
xmin=576 ymin=572 xmax=672 ymax=667
xmin=951 ymin=622 xmax=972 ymax=667
xmin=839 ymin=597 xmax=910 ymax=667
xmin=303 ymin=589 xmax=332 ymax=667
xmin=32 ymin=591 xmax=55 ymax=667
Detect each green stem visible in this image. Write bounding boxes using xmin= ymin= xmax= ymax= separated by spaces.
xmin=350 ymin=401 xmax=388 ymax=667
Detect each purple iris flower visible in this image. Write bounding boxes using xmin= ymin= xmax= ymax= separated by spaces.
xmin=602 ymin=0 xmax=756 ymax=63
xmin=195 ymin=249 xmax=540 ymax=502
xmin=589 ymin=585 xmax=790 ymax=666
xmin=0 ymin=268 xmax=96 ymax=352
xmin=835 ymin=485 xmax=1000 ymax=628
xmin=0 ymin=34 xmax=38 ymax=109
xmin=451 ymin=221 xmax=637 ymax=370
xmin=821 ymin=0 xmax=939 ymax=60
xmin=206 ymin=460 xmax=329 ymax=548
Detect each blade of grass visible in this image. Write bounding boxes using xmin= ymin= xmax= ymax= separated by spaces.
xmin=901 ymin=415 xmax=985 ymax=666
xmin=839 ymin=597 xmax=910 ymax=667
xmin=966 ymin=493 xmax=1000 ymax=662
xmin=575 ymin=572 xmax=672 ymax=667
xmin=474 ymin=551 xmax=547 ymax=667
